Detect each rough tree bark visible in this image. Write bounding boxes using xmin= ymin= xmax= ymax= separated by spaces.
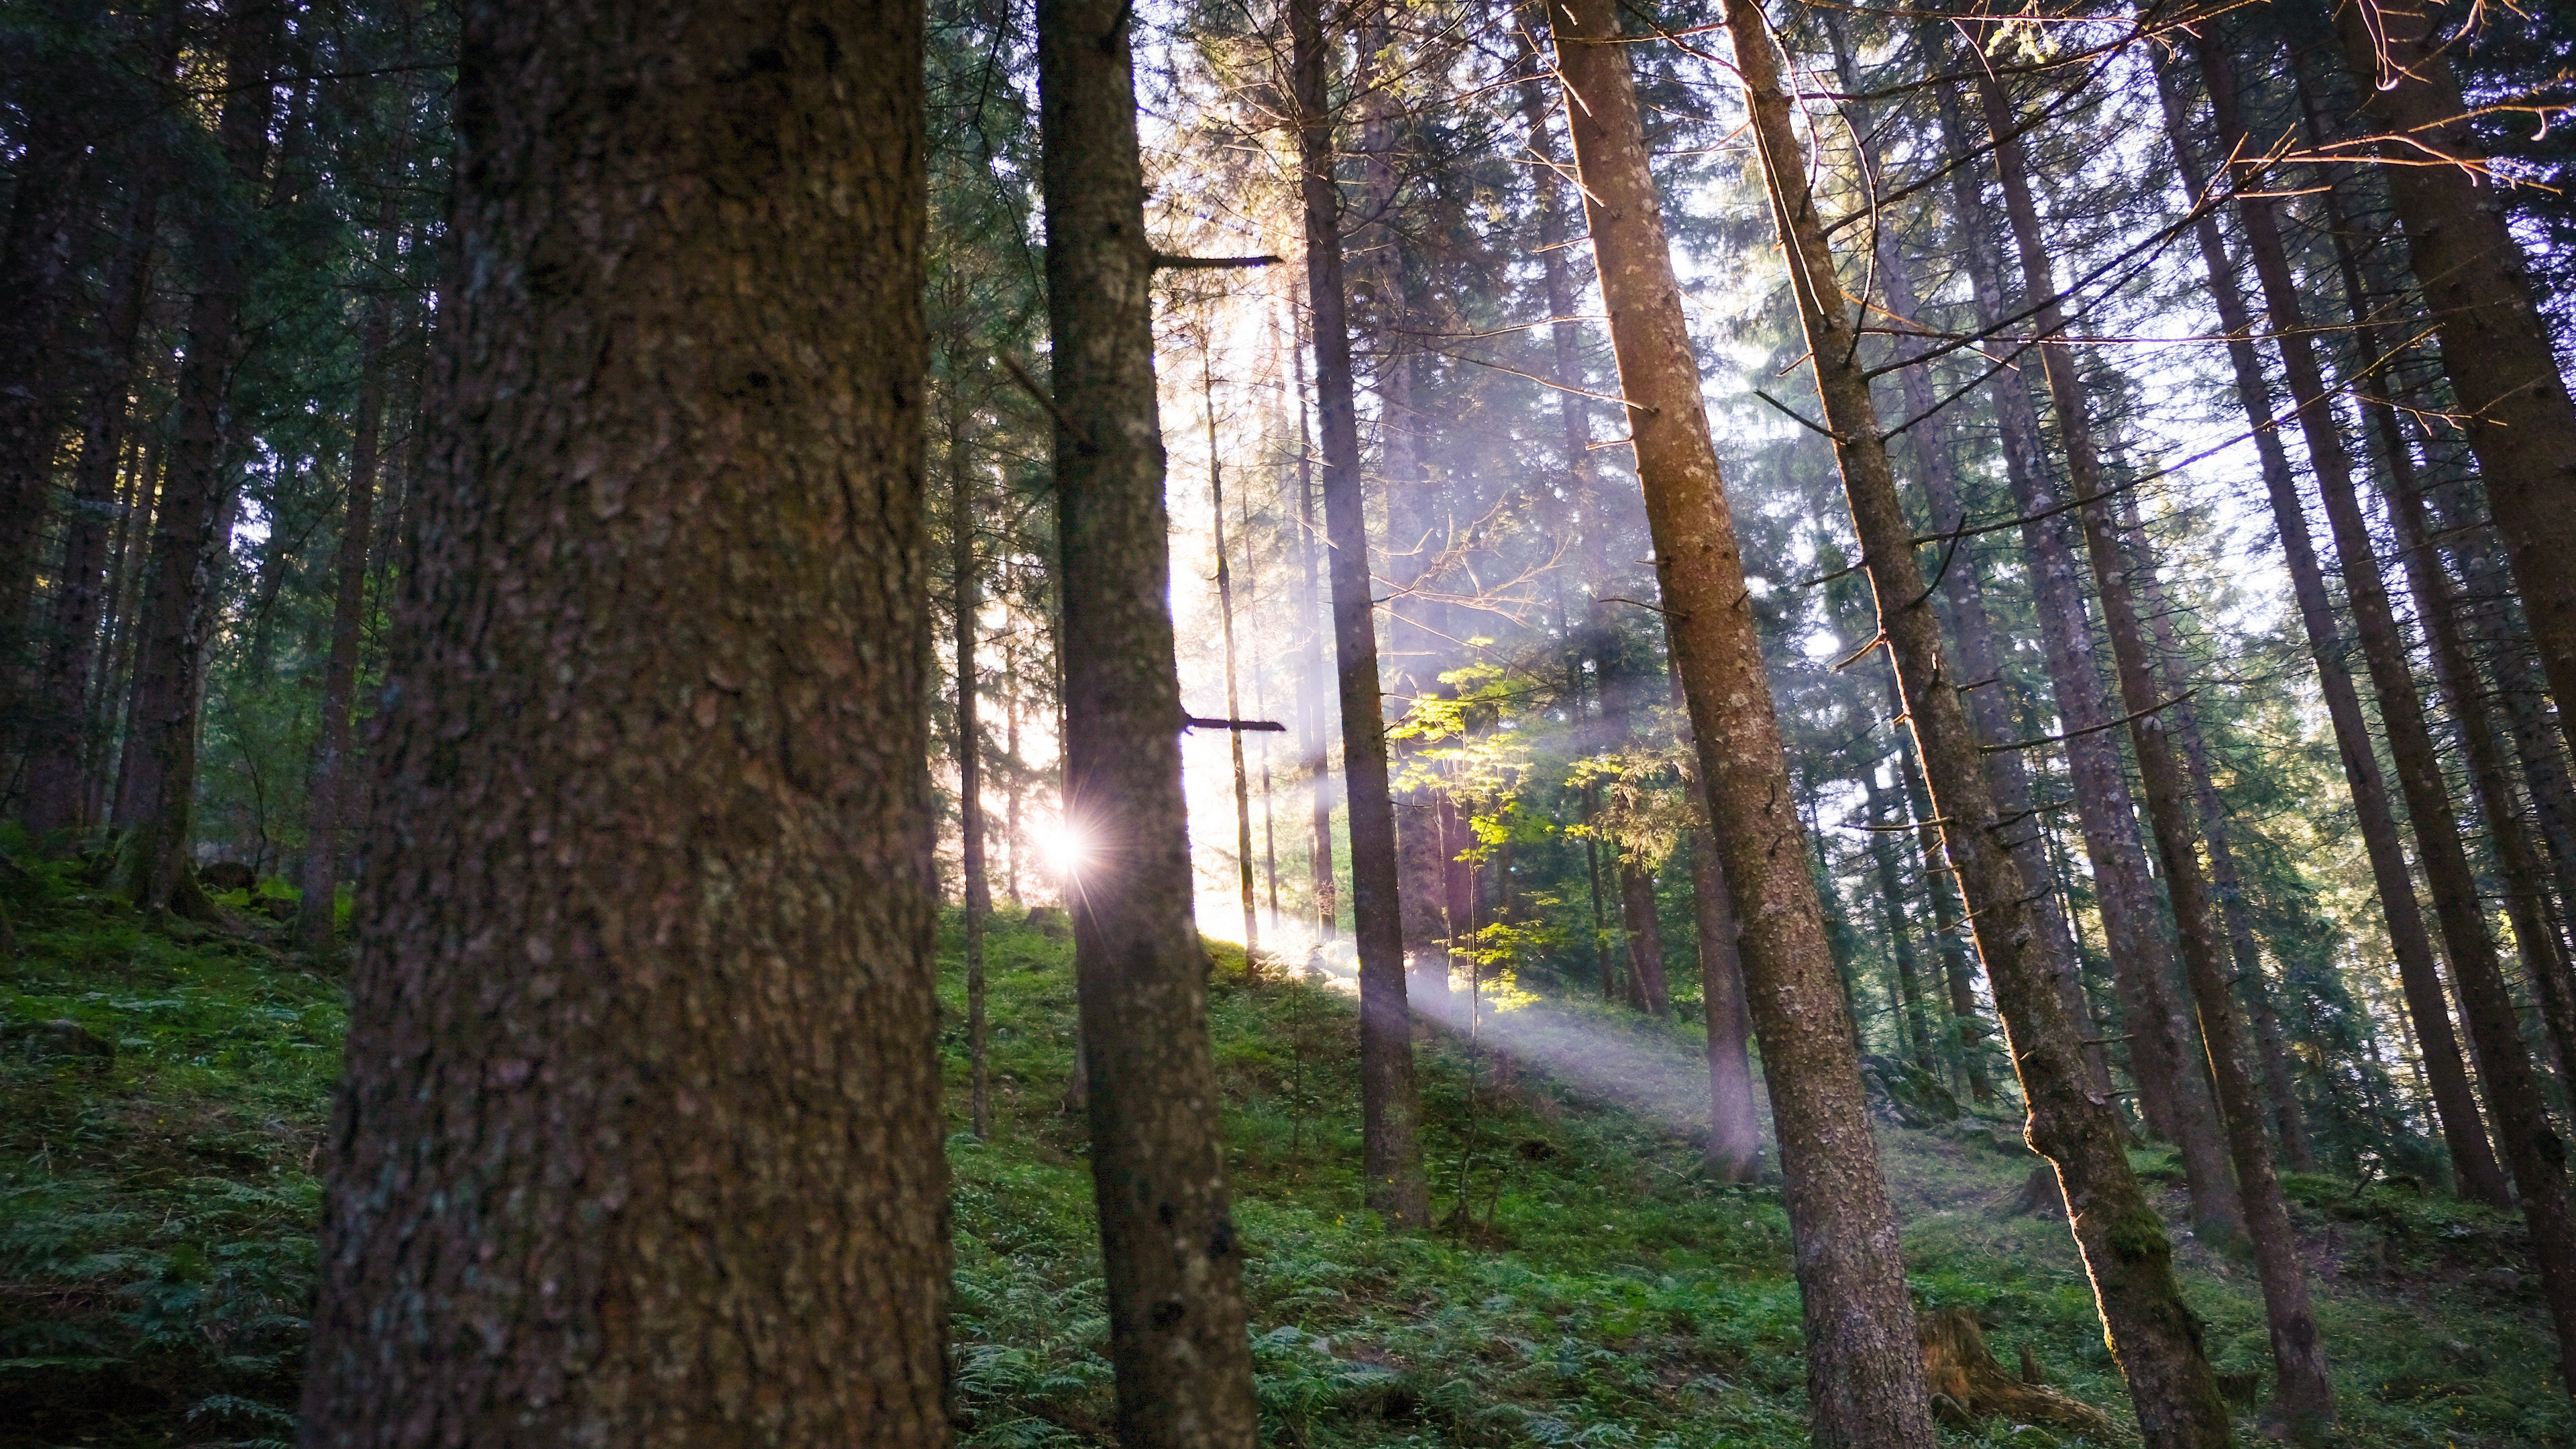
xmin=1975 ymin=41 xmax=2332 ymax=1438
xmin=1736 ymin=10 xmax=2231 ymax=1446
xmin=1039 ymin=0 xmax=1264 ymax=1440
xmin=297 ymin=1 xmax=951 ymax=1442
xmin=2151 ymin=48 xmax=2504 ymax=1203
xmin=1559 ymin=5 xmax=1935 ymax=1443
xmin=2328 ymin=0 xmax=2576 ymax=758
xmin=1291 ymin=0 xmax=1430 ymax=1227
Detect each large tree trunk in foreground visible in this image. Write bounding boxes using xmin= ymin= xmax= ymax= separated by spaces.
xmin=1559 ymin=5 xmax=1933 ymax=1444
xmin=1291 ymin=0 xmax=1429 ymax=1228
xmin=2330 ymin=0 xmax=2576 ymax=760
xmin=116 ymin=0 xmax=282 ymax=918
xmin=1039 ymin=1 xmax=1263 ymax=1440
xmin=1976 ymin=48 xmax=2331 ymax=1440
xmin=2152 ymin=50 xmax=2504 ymax=1205
xmin=298 ymin=1 xmax=950 ymax=1441
xmin=1738 ymin=11 xmax=2228 ymax=1447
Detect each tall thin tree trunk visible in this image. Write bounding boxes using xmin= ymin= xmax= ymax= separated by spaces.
xmin=2305 ymin=141 xmax=2576 ymax=1379
xmin=92 ymin=429 xmax=158 ymax=826
xmin=2328 ymin=1 xmax=2576 ymax=753
xmin=1864 ymin=771 xmax=1931 ymax=1071
xmin=21 ymin=184 xmax=159 ymax=837
xmin=299 ymin=1 xmax=951 ymax=1438
xmin=1930 ymin=54 xmax=2243 ymax=1234
xmin=297 ymin=193 xmax=406 ymax=953
xmin=1919 ymin=52 xmax=2157 ymax=1118
xmin=1894 ymin=705 xmax=1993 ymax=1103
xmin=1733 ymin=11 xmax=2229 ymax=1446
xmin=953 ymin=380 xmax=991 ymax=1140
xmin=1291 ymin=0 xmax=1428 ymax=1226
xmin=2151 ymin=49 xmax=2505 ymax=1205
xmin=1207 ymin=352 xmax=1258 ymax=960
xmin=1286 ymin=284 xmax=1338 ymax=941
xmin=1824 ymin=13 xmax=2054 ymax=1114
xmin=2121 ymin=486 xmax=2314 ymax=1169
xmin=1618 ymin=855 xmax=1667 ymax=1015
xmin=0 ymin=32 xmax=87 ymax=716
xmin=117 ymin=0 xmax=283 ymax=918
xmin=1039 ymin=0 xmax=1262 ymax=1437
xmin=1558 ymin=7 xmax=1933 ymax=1444
xmin=1673 ymin=662 xmax=1761 ymax=1179
xmin=1975 ymin=44 xmax=2331 ymax=1436
xmin=1005 ymin=679 xmax=1024 ymax=907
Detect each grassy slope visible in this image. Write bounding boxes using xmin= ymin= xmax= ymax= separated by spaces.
xmin=2 ymin=867 xmax=2567 ymax=1448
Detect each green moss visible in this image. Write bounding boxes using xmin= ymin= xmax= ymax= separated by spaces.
xmin=5 ymin=888 xmax=2567 ymax=1447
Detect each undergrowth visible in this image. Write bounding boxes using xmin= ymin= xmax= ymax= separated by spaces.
xmin=2 ymin=859 xmax=2568 ymax=1447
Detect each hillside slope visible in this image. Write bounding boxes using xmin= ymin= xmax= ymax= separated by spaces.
xmin=3 ymin=869 xmax=2567 ymax=1447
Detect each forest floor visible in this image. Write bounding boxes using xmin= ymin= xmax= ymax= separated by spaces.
xmin=1 ymin=858 xmax=2570 ymax=1448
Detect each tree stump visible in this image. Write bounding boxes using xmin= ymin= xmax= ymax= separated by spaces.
xmin=1918 ymin=1309 xmax=2114 ymax=1438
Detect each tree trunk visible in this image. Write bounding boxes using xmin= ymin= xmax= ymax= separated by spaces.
xmin=21 ymin=184 xmax=160 ymax=837
xmin=1822 ymin=13 xmax=2028 ymax=1116
xmin=1929 ymin=55 xmax=2243 ymax=1234
xmin=1975 ymin=47 xmax=2332 ymax=1438
xmin=1287 ymin=282 xmax=1338 ymax=941
xmin=297 ymin=193 xmax=405 ymax=954
xmin=1686 ymin=768 xmax=1762 ymax=1179
xmin=1891 ymin=696 xmax=1994 ymax=1104
xmin=298 ymin=1 xmax=951 ymax=1440
xmin=2310 ymin=149 xmax=2576 ymax=1382
xmin=1735 ymin=11 xmax=2229 ymax=1446
xmin=2121 ymin=484 xmax=2314 ymax=1170
xmin=0 ymin=34 xmax=87 ymax=715
xmin=2328 ymin=0 xmax=2576 ymax=759
xmin=2151 ymin=48 xmax=2506 ymax=1206
xmin=1617 ymin=855 xmax=1668 ymax=1015
xmin=953 ymin=378 xmax=992 ymax=1140
xmin=1559 ymin=6 xmax=1934 ymax=1444
xmin=91 ymin=428 xmax=158 ymax=826
xmin=1291 ymin=0 xmax=1429 ymax=1228
xmin=1865 ymin=773 xmax=1932 ymax=1071
xmin=115 ymin=0 xmax=282 ymax=918
xmin=1206 ymin=354 xmax=1259 ymax=960
xmin=1038 ymin=0 xmax=1263 ymax=1439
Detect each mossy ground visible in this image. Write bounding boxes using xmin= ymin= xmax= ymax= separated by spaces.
xmin=2 ymin=860 xmax=2567 ymax=1447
